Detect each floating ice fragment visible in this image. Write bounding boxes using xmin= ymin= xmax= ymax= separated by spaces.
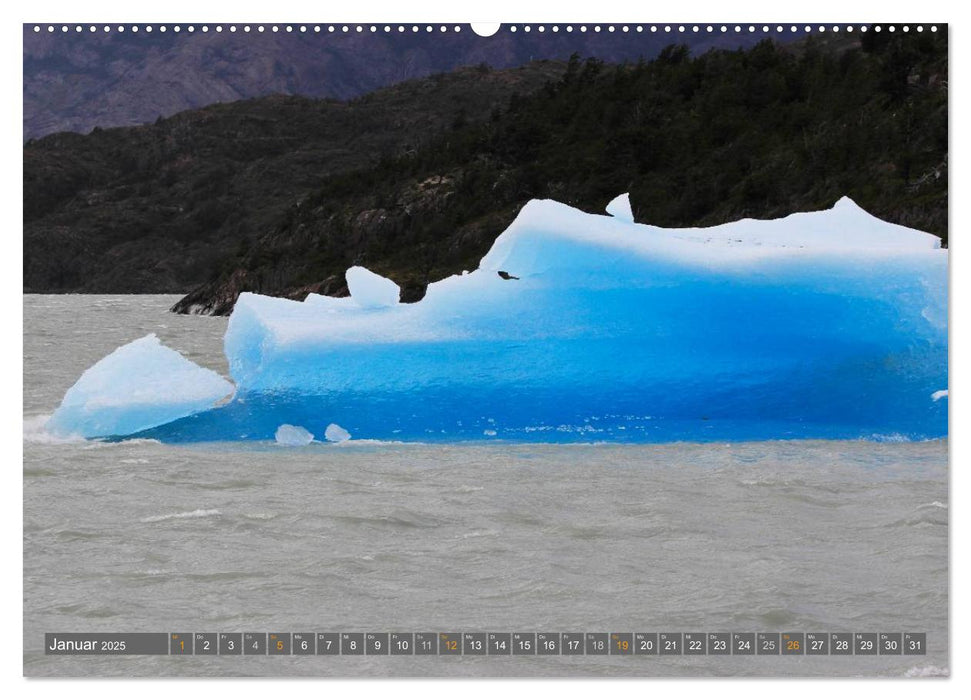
xmin=346 ymin=266 xmax=400 ymax=308
xmin=324 ymin=423 xmax=351 ymax=443
xmin=932 ymin=389 xmax=948 ymax=401
xmin=605 ymin=192 xmax=634 ymax=222
xmin=275 ymin=424 xmax=314 ymax=446
xmin=47 ymin=334 xmax=233 ymax=439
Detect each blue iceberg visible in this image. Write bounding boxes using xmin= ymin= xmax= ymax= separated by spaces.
xmin=48 ymin=196 xmax=947 ymax=443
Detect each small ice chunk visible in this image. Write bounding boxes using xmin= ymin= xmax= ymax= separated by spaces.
xmin=275 ymin=424 xmax=314 ymax=446
xmin=346 ymin=266 xmax=400 ymax=309
xmin=932 ymin=389 xmax=948 ymax=401
xmin=605 ymin=192 xmax=634 ymax=222
xmin=47 ymin=334 xmax=234 ymax=439
xmin=324 ymin=423 xmax=351 ymax=443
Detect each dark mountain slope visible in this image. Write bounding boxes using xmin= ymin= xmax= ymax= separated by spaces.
xmin=24 ymin=61 xmax=566 ymax=293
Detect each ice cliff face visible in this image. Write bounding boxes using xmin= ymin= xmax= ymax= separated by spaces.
xmin=49 ymin=196 xmax=947 ymax=443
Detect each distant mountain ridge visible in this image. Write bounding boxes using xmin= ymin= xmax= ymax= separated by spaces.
xmin=24 ymin=25 xmax=794 ymax=140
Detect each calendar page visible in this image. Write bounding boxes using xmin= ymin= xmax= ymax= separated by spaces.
xmin=23 ymin=20 xmax=948 ymax=678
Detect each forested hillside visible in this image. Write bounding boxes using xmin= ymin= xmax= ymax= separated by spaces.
xmin=23 ymin=31 xmax=946 ymax=315
xmin=176 ymin=33 xmax=945 ymax=314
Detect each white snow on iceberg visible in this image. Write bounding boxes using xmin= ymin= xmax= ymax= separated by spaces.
xmin=46 ymin=334 xmax=234 ymax=439
xmin=346 ymin=265 xmax=400 ymax=309
xmin=49 ymin=196 xmax=948 ymax=443
xmin=480 ymin=196 xmax=941 ymax=279
xmin=605 ymin=192 xmax=634 ymax=222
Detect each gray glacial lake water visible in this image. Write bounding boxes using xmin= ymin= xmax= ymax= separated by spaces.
xmin=23 ymin=295 xmax=948 ymax=677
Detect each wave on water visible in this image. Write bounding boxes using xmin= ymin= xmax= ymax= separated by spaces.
xmin=24 ymin=415 xmax=166 ymax=448
xmin=865 ymin=433 xmax=915 ymax=443
xmin=23 ymin=414 xmax=83 ymax=444
xmin=331 ymin=438 xmax=408 ymax=447
xmin=140 ymin=509 xmax=221 ymax=523
xmin=191 ymin=437 xmax=415 ymax=452
xmin=81 ymin=438 xmax=161 ymax=449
